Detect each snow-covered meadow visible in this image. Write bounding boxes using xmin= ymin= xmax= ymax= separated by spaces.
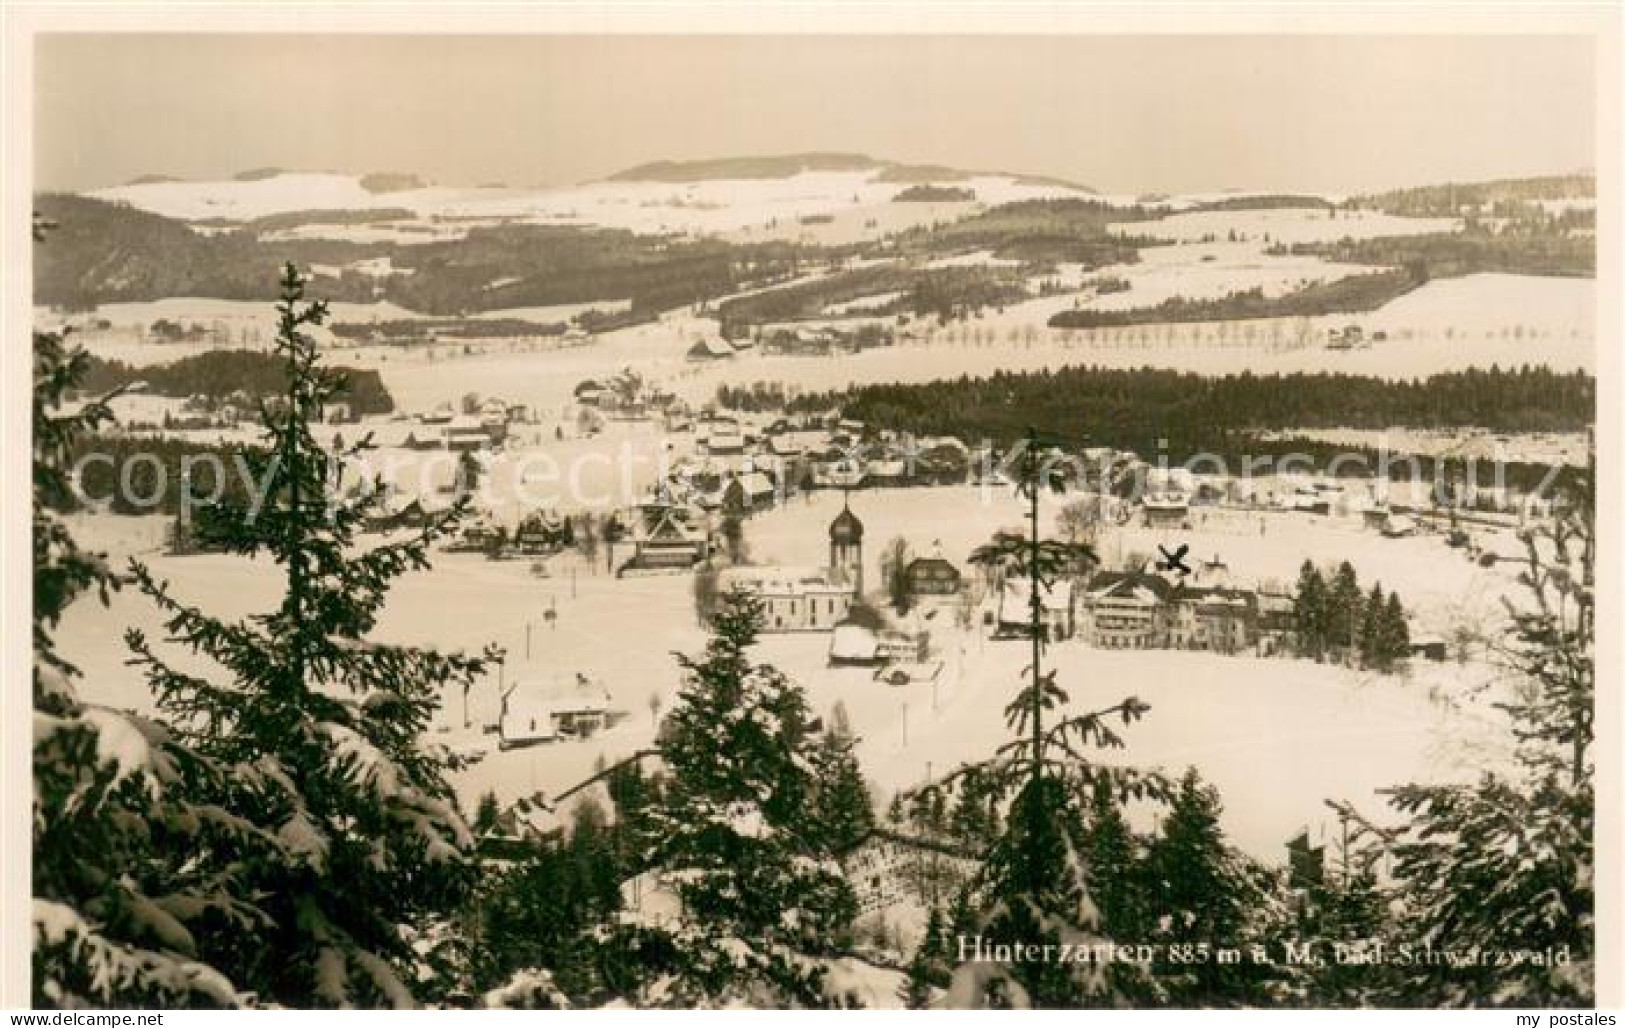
xmin=57 ymin=480 xmax=1529 ymax=865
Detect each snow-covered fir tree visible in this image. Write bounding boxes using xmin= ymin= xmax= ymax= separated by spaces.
xmin=805 ymin=702 xmax=875 ymax=854
xmin=900 ymin=905 xmax=952 ymax=1008
xmin=32 ymin=220 xmax=246 ymax=1007
xmin=605 ymin=587 xmax=860 ymax=1007
xmin=1138 ymin=768 xmax=1287 ymax=1006
xmin=934 ymin=431 xmax=1169 ymax=1008
xmin=1377 ymin=473 xmax=1595 ymax=1006
xmin=122 ymin=264 xmax=498 ymax=1006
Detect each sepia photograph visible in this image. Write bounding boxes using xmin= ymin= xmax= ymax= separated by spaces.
xmin=5 ymin=6 xmax=1620 ymax=1013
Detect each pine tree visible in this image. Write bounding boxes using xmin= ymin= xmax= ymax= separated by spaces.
xmin=1358 ymin=584 xmax=1386 ymax=668
xmin=1293 ymin=804 xmax=1401 ymax=1006
xmin=32 ymin=224 xmax=244 ymax=1007
xmin=122 ymin=265 xmax=497 ymax=1006
xmin=1083 ymin=777 xmax=1143 ymax=940
xmin=807 ymin=714 xmax=875 ymax=854
xmin=1326 ymin=562 xmax=1363 ymax=664
xmin=1293 ymin=561 xmax=1328 ymax=659
xmin=900 ymin=906 xmax=952 ymax=1008
xmin=1382 ymin=592 xmax=1411 ymax=669
xmin=611 ymin=587 xmax=859 ymax=1006
xmin=938 ymin=431 xmax=1165 ymax=1008
xmin=1139 ymin=768 xmax=1276 ymax=1005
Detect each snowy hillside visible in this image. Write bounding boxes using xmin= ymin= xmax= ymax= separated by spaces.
xmin=90 ymin=166 xmax=1092 ymax=241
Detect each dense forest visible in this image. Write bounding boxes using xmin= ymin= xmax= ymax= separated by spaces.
xmin=715 ymin=262 xmax=1028 ymax=327
xmin=1048 ymin=269 xmax=1420 ymax=329
xmin=794 ymin=364 xmax=1594 ymax=455
xmin=892 ymin=184 xmax=976 ymax=203
xmin=31 ymin=193 xmax=818 ymax=316
xmin=1279 ymin=230 xmax=1594 ymax=279
xmin=328 ymin=316 xmax=569 ymax=342
xmin=78 ymin=349 xmax=395 ymax=414
xmin=1347 ymin=174 xmax=1594 ymax=218
xmin=889 ymin=195 xmax=1160 ymax=264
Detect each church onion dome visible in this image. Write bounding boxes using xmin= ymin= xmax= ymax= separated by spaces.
xmin=829 ymin=498 xmax=864 ymax=544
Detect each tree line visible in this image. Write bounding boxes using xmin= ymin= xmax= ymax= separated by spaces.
xmin=79 ymin=349 xmax=395 ymax=414
xmin=1292 ymin=560 xmax=1412 ymax=669
xmin=793 ymin=363 xmax=1593 ymax=445
xmin=1048 ymin=269 xmax=1420 ymax=330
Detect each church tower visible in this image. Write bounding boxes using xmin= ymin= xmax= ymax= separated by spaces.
xmin=828 ymin=492 xmax=865 ymax=592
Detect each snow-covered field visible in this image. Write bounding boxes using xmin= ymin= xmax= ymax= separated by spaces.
xmin=92 ymin=169 xmax=1087 ymax=243
xmin=1072 ymin=241 xmax=1384 ymax=311
xmin=57 ymin=483 xmax=1528 ymax=864
xmin=1115 ymin=206 xmax=1461 ymax=245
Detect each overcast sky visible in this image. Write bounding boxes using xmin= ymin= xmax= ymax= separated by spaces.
xmin=35 ymin=34 xmax=1596 ymax=195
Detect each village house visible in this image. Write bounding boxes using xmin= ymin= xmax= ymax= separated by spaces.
xmin=498 ymin=676 xmax=622 ymax=749
xmin=712 ymin=469 xmax=778 ymax=515
xmin=811 ymin=456 xmax=866 ymax=490
xmin=616 ymin=496 xmax=710 ymax=576
xmin=573 ymin=379 xmax=606 ymax=407
xmin=686 ymin=337 xmax=737 ymax=362
xmin=1078 ymin=556 xmax=1297 ymax=656
xmin=443 ymin=414 xmax=493 ymax=452
xmin=827 ymin=623 xmax=931 ymax=668
xmin=905 ymin=547 xmax=962 ymax=598
xmin=994 ymin=578 xmax=1075 ymax=641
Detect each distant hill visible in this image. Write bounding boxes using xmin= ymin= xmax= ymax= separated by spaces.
xmin=607 ymin=152 xmax=883 ymax=182
xmin=233 ymin=167 xmax=292 ymax=182
xmin=125 ymin=174 xmax=184 ymax=186
xmin=360 ymin=171 xmax=427 ymax=193
xmin=606 ymin=152 xmax=1094 ymax=192
xmin=1351 ymin=174 xmax=1595 ymax=217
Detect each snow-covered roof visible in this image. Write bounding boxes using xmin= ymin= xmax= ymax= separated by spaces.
xmin=720 ymin=566 xmax=853 ymax=597
xmin=829 ymin=624 xmax=880 ymax=662
xmin=687 ymin=337 xmax=737 ymax=359
xmin=1001 ymin=578 xmax=1074 ymax=613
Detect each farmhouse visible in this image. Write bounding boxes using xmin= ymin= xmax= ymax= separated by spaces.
xmin=498 ymin=677 xmax=621 ymax=749
xmin=1254 ymin=592 xmax=1298 ymax=656
xmin=715 ymin=470 xmax=778 ymax=514
xmin=686 ymin=337 xmax=737 ymax=362
xmin=829 ymin=623 xmax=885 ymax=667
xmin=905 ymin=548 xmax=962 ymax=597
xmin=573 ymin=380 xmax=606 ymax=406
xmin=1142 ymin=492 xmax=1190 ymax=529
